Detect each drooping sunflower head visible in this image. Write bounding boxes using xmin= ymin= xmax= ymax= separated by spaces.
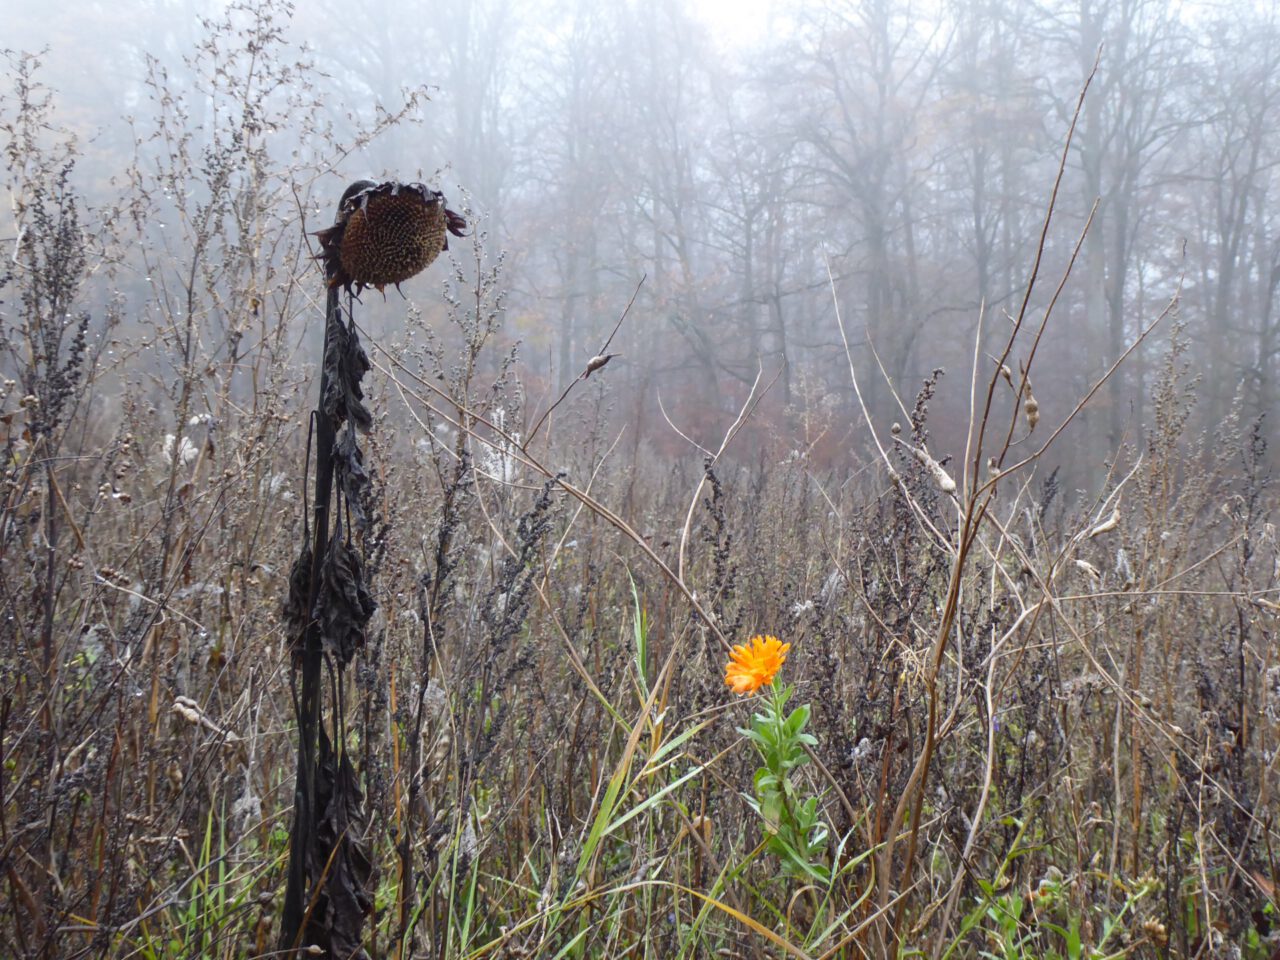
xmin=724 ymin=635 xmax=790 ymax=696
xmin=313 ymin=180 xmax=469 ymax=295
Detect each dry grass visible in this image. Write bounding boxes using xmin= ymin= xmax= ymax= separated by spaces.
xmin=3 ymin=12 xmax=1280 ymax=960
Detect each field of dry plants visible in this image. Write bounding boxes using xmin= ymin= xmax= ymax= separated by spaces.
xmin=4 ymin=7 xmax=1280 ymax=960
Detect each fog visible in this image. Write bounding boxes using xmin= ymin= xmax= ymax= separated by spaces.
xmin=9 ymin=0 xmax=1274 ymax=482
xmin=8 ymin=3 xmax=1280 ymax=956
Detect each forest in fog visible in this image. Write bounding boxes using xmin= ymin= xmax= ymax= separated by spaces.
xmin=5 ymin=0 xmax=1280 ymax=957
xmin=13 ymin=0 xmax=1280 ymax=470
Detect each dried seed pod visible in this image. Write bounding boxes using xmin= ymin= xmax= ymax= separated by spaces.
xmin=905 ymin=442 xmax=956 ymax=493
xmin=1024 ymin=394 xmax=1039 ymax=431
xmin=1088 ymin=502 xmax=1120 ymax=538
xmin=1074 ymin=558 xmax=1100 ymax=581
xmin=314 ymin=180 xmax=468 ymax=295
xmin=1141 ymin=918 xmax=1168 ymax=947
xmin=1018 ymin=374 xmax=1040 ymax=431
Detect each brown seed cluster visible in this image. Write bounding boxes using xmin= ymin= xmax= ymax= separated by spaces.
xmin=315 ymin=181 xmax=468 ymax=294
xmin=340 ymin=190 xmax=446 ymax=289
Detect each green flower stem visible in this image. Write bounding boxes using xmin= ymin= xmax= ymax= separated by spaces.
xmin=739 ymin=683 xmax=830 ymax=884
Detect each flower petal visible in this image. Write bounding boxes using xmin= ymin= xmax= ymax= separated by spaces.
xmin=723 ymin=634 xmax=789 ymax=696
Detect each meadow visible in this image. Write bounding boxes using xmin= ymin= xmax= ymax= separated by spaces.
xmin=3 ymin=8 xmax=1279 ymax=958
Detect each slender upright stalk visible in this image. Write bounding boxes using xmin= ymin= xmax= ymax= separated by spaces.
xmin=279 ymin=283 xmax=339 ymax=954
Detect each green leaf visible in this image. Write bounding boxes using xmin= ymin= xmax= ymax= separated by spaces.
xmin=629 ymin=574 xmax=649 ymax=694
xmin=784 ymin=703 xmax=810 ymax=736
xmin=604 ymin=762 xmax=708 ymax=838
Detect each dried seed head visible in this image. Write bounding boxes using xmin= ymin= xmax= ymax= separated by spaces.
xmin=1024 ymin=394 xmax=1040 ymax=431
xmin=890 ymin=422 xmax=901 ymax=435
xmin=314 ymin=180 xmax=468 ymax=294
xmin=1141 ymin=918 xmax=1168 ymax=947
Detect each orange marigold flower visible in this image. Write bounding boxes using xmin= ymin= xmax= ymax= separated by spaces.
xmin=725 ymin=635 xmax=790 ymax=695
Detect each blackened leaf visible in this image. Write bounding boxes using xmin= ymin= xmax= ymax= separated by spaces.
xmin=321 ymin=318 xmax=373 ymax=433
xmin=339 ymin=179 xmax=379 ymax=211
xmin=304 ymin=727 xmax=374 ymax=960
xmin=334 ymin=428 xmax=370 ymax=532
xmin=312 ymin=535 xmax=376 ymax=667
xmin=283 ymin=540 xmax=313 ymax=659
xmin=445 ymin=206 xmax=469 ymax=237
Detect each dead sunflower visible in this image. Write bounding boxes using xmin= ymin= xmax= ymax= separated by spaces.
xmin=314 ymin=179 xmax=468 ymax=295
xmin=725 ymin=635 xmax=790 ymax=696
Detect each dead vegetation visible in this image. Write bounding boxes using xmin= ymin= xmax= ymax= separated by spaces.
xmin=3 ymin=9 xmax=1280 ymax=960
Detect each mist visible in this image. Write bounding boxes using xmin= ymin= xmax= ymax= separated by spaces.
xmin=11 ymin=0 xmax=1267 ymax=473
xmin=4 ymin=0 xmax=1280 ymax=956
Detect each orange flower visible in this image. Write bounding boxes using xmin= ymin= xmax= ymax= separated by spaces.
xmin=725 ymin=635 xmax=790 ymax=695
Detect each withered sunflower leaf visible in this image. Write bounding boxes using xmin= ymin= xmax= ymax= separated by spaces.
xmin=334 ymin=428 xmax=370 ymax=531
xmin=312 ymin=536 xmax=376 ymax=667
xmin=283 ymin=540 xmax=313 ymax=657
xmin=321 ymin=319 xmax=372 ymax=433
xmin=304 ymin=728 xmax=374 ymax=960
